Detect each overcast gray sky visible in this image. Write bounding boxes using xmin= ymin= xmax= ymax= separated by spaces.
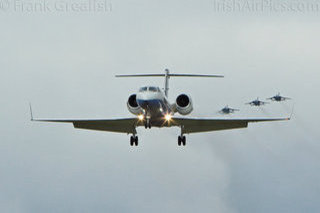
xmin=1 ymin=0 xmax=320 ymax=212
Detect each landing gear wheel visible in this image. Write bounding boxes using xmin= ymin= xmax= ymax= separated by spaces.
xmin=134 ymin=136 xmax=138 ymax=146
xmin=178 ymin=136 xmax=182 ymax=146
xmin=182 ymin=136 xmax=186 ymax=146
xmin=178 ymin=136 xmax=186 ymax=146
xmin=145 ymin=119 xmax=151 ymax=129
xmin=130 ymin=136 xmax=134 ymax=146
xmin=130 ymin=136 xmax=138 ymax=146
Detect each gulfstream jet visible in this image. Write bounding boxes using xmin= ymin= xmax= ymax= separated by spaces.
xmin=30 ymin=69 xmax=290 ymax=146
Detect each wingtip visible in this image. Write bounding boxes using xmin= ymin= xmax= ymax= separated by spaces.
xmin=29 ymin=102 xmax=34 ymax=121
xmin=289 ymin=103 xmax=295 ymax=120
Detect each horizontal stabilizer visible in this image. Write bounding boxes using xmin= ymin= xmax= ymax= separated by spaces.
xmin=116 ymin=69 xmax=224 ymax=97
xmin=115 ymin=74 xmax=224 ymax=78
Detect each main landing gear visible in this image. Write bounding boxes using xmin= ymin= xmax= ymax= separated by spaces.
xmin=178 ymin=126 xmax=186 ymax=146
xmin=130 ymin=135 xmax=138 ymax=146
xmin=178 ymin=135 xmax=186 ymax=146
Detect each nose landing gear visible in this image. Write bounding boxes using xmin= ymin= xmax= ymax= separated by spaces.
xmin=144 ymin=118 xmax=151 ymax=129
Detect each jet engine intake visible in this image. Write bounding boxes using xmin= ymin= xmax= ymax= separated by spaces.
xmin=175 ymin=94 xmax=193 ymax=115
xmin=127 ymin=94 xmax=143 ymax=115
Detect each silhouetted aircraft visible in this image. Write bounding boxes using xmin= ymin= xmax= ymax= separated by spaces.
xmin=267 ymin=93 xmax=291 ymax=102
xmin=219 ymin=106 xmax=239 ymax=114
xmin=246 ymin=98 xmax=269 ymax=106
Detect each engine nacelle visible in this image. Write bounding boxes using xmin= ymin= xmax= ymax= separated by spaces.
xmin=127 ymin=94 xmax=143 ymax=115
xmin=175 ymin=94 xmax=193 ymax=115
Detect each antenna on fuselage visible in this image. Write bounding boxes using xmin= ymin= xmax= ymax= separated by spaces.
xmin=115 ymin=69 xmax=224 ymax=97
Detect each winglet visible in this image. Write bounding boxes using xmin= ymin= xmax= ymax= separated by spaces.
xmin=29 ymin=103 xmax=34 ymax=121
xmin=289 ymin=103 xmax=295 ymax=120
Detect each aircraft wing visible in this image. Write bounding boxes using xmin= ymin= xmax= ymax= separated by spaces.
xmin=32 ymin=118 xmax=141 ymax=134
xmin=171 ymin=117 xmax=290 ymax=134
xmin=32 ymin=117 xmax=289 ymax=134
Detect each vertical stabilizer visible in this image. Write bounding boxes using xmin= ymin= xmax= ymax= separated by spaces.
xmin=164 ymin=69 xmax=170 ymax=97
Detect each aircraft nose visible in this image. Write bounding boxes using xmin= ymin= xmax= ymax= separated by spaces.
xmin=137 ymin=99 xmax=161 ymax=111
xmin=137 ymin=92 xmax=159 ymax=100
xmin=137 ymin=92 xmax=149 ymax=101
xmin=138 ymin=100 xmax=149 ymax=108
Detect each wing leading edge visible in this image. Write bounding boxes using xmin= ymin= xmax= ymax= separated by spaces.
xmin=171 ymin=117 xmax=290 ymax=134
xmin=32 ymin=118 xmax=141 ymax=134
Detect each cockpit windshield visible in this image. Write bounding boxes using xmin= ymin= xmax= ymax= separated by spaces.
xmin=149 ymin=87 xmax=158 ymax=92
xmin=139 ymin=86 xmax=160 ymax=92
xmin=139 ymin=87 xmax=148 ymax=92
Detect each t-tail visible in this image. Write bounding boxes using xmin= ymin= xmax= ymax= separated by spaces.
xmin=115 ymin=69 xmax=224 ymax=97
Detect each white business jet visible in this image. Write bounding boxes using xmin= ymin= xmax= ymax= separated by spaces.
xmin=30 ymin=69 xmax=290 ymax=146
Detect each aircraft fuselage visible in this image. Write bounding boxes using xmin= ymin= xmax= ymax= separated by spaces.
xmin=135 ymin=86 xmax=173 ymax=127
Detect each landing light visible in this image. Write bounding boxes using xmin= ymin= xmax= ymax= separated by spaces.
xmin=138 ymin=115 xmax=144 ymax=121
xmin=165 ymin=114 xmax=172 ymax=121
